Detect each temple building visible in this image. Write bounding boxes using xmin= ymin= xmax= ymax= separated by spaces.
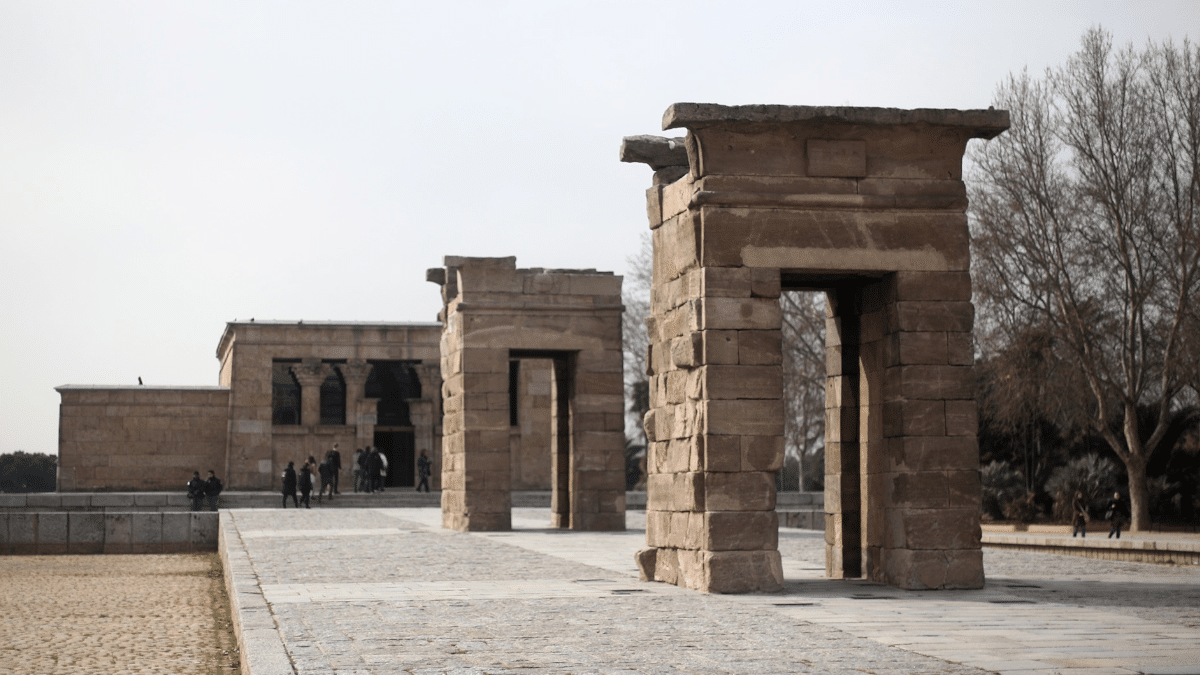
xmin=55 ymin=320 xmax=554 ymax=492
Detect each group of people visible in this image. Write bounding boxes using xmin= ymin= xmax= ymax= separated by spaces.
xmin=186 ymin=470 xmax=223 ymax=511
xmin=281 ymin=444 xmax=343 ymax=508
xmin=1072 ymin=491 xmax=1128 ymax=539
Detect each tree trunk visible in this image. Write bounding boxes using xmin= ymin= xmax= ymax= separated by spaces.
xmin=1125 ymin=454 xmax=1151 ymax=532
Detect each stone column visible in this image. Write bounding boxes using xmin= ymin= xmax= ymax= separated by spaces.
xmin=638 ymin=265 xmax=786 ymax=593
xmin=338 ymin=360 xmax=373 ymax=447
xmin=291 ymin=359 xmax=329 ymax=428
xmin=875 ymin=271 xmax=982 ymax=588
xmin=567 ymin=350 xmax=627 ymax=531
xmin=440 ymin=335 xmax=512 ymax=531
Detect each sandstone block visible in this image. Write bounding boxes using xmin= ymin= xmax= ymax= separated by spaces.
xmin=635 ymin=546 xmax=659 ymax=581
xmin=883 ymin=547 xmax=983 ymax=590
xmin=661 ymin=176 xmax=693 ymax=221
xmin=888 ymin=507 xmax=981 ymax=550
xmin=750 ymin=268 xmax=782 ymax=299
xmin=703 ymin=511 xmax=778 ymax=551
xmin=887 ymin=435 xmax=978 ymax=472
xmin=885 ymin=365 xmax=974 ymax=401
xmin=704 ymin=471 xmax=776 ymax=511
xmin=697 ymin=297 xmax=781 ymax=331
xmin=687 ymin=550 xmax=784 ymax=593
xmin=947 ymin=469 xmax=982 ymax=509
xmin=893 ymin=272 xmax=972 ymax=302
xmin=741 ymin=435 xmax=784 ymax=472
xmin=944 ymin=400 xmax=978 ymax=436
xmin=702 ymin=331 xmax=740 ymax=365
xmin=890 ymin=332 xmax=949 ymax=366
xmin=887 ymin=471 xmax=949 ymax=509
xmin=947 ymin=332 xmax=974 ymax=366
xmin=670 ymin=333 xmax=702 ymax=368
xmin=653 ymin=212 xmax=700 ymax=283
xmin=702 ymin=399 xmax=784 ymax=436
xmin=697 ymin=267 xmax=752 ymax=297
xmin=882 ymin=399 xmax=945 ymax=437
xmin=699 ymin=435 xmax=740 ymax=473
xmin=888 ymin=301 xmax=974 ymax=333
xmin=737 ymin=330 xmax=782 ymax=365
xmin=653 ymin=547 xmax=681 ymax=586
xmin=645 ymin=511 xmax=670 ymax=547
xmin=691 ymin=365 xmax=781 ymax=400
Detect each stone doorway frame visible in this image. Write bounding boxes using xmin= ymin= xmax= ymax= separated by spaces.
xmin=428 ymin=256 xmax=626 ymax=532
xmin=622 ymin=103 xmax=1009 ymax=593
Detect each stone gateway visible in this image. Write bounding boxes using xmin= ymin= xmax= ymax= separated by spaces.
xmin=622 ymin=103 xmax=1008 ymax=592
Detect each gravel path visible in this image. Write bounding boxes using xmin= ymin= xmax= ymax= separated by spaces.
xmin=0 ymin=553 xmax=238 ymax=675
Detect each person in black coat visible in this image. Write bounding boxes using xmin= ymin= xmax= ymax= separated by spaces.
xmin=329 ymin=443 xmax=342 ymax=494
xmin=366 ymin=446 xmax=383 ymax=494
xmin=187 ymin=471 xmax=205 ymax=512
xmin=1106 ymin=492 xmax=1127 ymax=539
xmin=298 ymin=461 xmax=314 ymax=509
xmin=281 ymin=462 xmax=298 ymax=508
xmin=204 ymin=470 xmax=223 ymax=511
xmin=416 ymin=450 xmax=432 ymax=493
xmin=317 ymin=457 xmax=333 ymax=504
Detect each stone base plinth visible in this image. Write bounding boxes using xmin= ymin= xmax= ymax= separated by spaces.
xmin=636 ymin=546 xmax=783 ymax=593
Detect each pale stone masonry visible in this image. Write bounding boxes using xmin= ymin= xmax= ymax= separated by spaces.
xmin=623 ymin=103 xmax=1008 ymax=593
xmin=429 ymin=256 xmax=626 ymax=532
xmin=56 ymin=386 xmax=229 ymax=491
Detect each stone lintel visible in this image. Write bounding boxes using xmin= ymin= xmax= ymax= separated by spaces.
xmin=662 ymin=103 xmax=1009 ymax=139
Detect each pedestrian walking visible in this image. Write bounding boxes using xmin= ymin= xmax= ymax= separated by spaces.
xmin=366 ymin=446 xmax=382 ymax=493
xmin=318 ymin=455 xmax=334 ymax=503
xmin=377 ymin=449 xmax=388 ymax=492
xmin=204 ymin=470 xmax=223 ymax=511
xmin=352 ymin=447 xmax=365 ymax=493
xmin=1071 ymin=491 xmax=1088 ymax=537
xmin=186 ymin=471 xmax=205 ymax=512
xmin=282 ymin=462 xmax=298 ymax=508
xmin=416 ymin=450 xmax=432 ymax=492
xmin=1106 ymin=492 xmax=1127 ymax=539
xmin=329 ymin=443 xmax=342 ymax=494
xmin=299 ymin=461 xmax=314 ymax=509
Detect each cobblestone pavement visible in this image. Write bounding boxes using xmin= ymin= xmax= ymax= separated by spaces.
xmin=0 ymin=553 xmax=238 ymax=675
xmin=227 ymin=508 xmax=1200 ymax=675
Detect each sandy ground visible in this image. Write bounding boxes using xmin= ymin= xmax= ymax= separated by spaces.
xmin=0 ymin=553 xmax=238 ymax=675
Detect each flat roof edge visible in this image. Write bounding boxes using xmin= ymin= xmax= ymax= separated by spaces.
xmin=55 ymin=385 xmax=231 ymax=392
xmin=663 ymin=103 xmax=1010 ymax=138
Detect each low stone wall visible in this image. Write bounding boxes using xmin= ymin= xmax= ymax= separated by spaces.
xmin=0 ymin=511 xmax=218 ymax=554
xmin=982 ymin=532 xmax=1200 ymax=566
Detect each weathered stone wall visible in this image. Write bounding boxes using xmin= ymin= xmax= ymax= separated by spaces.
xmin=431 ymin=256 xmax=625 ymax=532
xmin=56 ymin=386 xmax=229 ymax=491
xmin=510 ymin=358 xmax=553 ymax=491
xmin=624 ymin=103 xmax=1007 ymax=593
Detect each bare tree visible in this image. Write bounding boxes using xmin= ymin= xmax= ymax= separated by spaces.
xmin=623 ymin=232 xmax=653 ymax=450
xmin=969 ymin=29 xmax=1200 ymax=531
xmin=780 ymin=291 xmax=826 ymax=491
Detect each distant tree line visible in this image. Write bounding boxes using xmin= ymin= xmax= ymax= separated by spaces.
xmin=0 ymin=451 xmax=57 ymax=493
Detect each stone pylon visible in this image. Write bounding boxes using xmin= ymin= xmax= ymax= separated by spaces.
xmin=622 ymin=103 xmax=1008 ymax=592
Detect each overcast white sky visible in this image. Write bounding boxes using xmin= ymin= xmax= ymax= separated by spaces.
xmin=1 ymin=1 xmax=1196 ymax=456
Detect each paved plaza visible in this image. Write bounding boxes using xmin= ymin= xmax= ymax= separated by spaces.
xmin=222 ymin=508 xmax=1200 ymax=675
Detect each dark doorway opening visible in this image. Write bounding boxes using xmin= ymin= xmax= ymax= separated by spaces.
xmin=374 ymin=429 xmax=415 ymax=488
